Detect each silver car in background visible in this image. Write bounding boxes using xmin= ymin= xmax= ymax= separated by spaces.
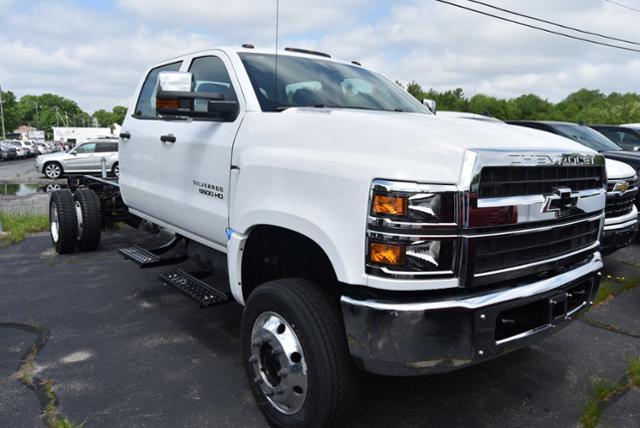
xmin=35 ymin=138 xmax=119 ymax=179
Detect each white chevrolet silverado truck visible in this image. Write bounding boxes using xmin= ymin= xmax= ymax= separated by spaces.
xmin=49 ymin=46 xmax=609 ymax=427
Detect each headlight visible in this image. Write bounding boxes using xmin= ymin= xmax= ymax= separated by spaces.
xmin=366 ymin=180 xmax=458 ymax=278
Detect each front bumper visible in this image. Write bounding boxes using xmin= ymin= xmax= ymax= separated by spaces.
xmin=341 ymin=252 xmax=602 ymax=376
xmin=602 ymin=208 xmax=638 ymax=255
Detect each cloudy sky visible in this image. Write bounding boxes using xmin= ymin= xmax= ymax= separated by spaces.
xmin=1 ymin=0 xmax=640 ymax=113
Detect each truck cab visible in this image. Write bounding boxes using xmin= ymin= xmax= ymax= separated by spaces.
xmin=51 ymin=46 xmax=607 ymax=427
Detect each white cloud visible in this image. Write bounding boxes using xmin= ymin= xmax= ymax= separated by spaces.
xmin=1 ymin=0 xmax=640 ymax=113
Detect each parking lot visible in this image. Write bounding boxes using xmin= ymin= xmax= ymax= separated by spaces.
xmin=1 ymin=225 xmax=639 ymax=427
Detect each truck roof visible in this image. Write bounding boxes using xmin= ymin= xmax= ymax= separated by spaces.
xmin=157 ymin=46 xmax=360 ymax=68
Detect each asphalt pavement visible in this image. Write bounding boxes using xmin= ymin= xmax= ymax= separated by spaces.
xmin=0 ymin=230 xmax=639 ymax=427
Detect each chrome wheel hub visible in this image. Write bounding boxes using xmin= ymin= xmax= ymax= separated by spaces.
xmin=75 ymin=201 xmax=83 ymax=240
xmin=250 ymin=311 xmax=308 ymax=415
xmin=114 ymin=165 xmax=120 ymax=177
xmin=50 ymin=202 xmax=59 ymax=242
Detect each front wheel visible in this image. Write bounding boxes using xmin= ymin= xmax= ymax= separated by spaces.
xmin=242 ymin=278 xmax=358 ymax=427
xmin=111 ymin=162 xmax=119 ymax=178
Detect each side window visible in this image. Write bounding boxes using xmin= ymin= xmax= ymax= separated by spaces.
xmin=133 ymin=61 xmax=183 ymax=119
xmin=75 ymin=143 xmax=96 ymax=154
xmin=619 ymin=130 xmax=640 ymax=150
xmin=189 ymin=56 xmax=237 ymax=101
xmin=96 ymin=143 xmax=118 ymax=153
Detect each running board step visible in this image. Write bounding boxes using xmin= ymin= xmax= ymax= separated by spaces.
xmin=118 ymin=245 xmax=187 ymax=268
xmin=159 ymin=270 xmax=229 ymax=307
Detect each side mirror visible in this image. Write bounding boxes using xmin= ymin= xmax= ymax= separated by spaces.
xmin=156 ymin=71 xmax=239 ymax=121
xmin=423 ymin=98 xmax=437 ymax=114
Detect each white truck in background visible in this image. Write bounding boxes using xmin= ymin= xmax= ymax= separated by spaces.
xmin=49 ymin=46 xmax=608 ymax=427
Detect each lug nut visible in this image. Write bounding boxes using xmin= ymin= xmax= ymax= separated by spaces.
xmin=264 ymin=390 xmax=275 ymax=397
xmin=274 ymin=387 xmax=286 ymax=395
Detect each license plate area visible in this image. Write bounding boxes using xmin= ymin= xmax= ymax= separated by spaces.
xmin=494 ymin=279 xmax=592 ymax=344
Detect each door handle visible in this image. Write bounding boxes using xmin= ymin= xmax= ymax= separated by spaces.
xmin=160 ymin=134 xmax=176 ymax=143
xmin=119 ymin=131 xmax=131 ymax=139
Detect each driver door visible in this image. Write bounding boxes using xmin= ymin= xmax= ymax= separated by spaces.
xmin=152 ymin=52 xmax=244 ymax=247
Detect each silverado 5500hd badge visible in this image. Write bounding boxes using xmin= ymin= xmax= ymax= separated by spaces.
xmin=193 ymin=179 xmax=223 ymax=200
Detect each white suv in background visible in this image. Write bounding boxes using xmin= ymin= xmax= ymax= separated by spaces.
xmin=36 ymin=137 xmax=119 ymax=179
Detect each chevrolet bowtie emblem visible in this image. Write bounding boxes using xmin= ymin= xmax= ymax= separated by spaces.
xmin=613 ymin=181 xmax=630 ymax=193
xmin=543 ymin=187 xmax=579 ymax=217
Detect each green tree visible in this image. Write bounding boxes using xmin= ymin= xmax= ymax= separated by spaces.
xmin=0 ymin=90 xmax=20 ymax=133
xmin=111 ymin=106 xmax=127 ymax=125
xmin=93 ymin=109 xmax=114 ymax=127
xmin=17 ymin=93 xmax=91 ymax=137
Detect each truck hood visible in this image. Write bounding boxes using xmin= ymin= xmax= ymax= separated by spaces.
xmin=235 ymin=108 xmax=598 ymax=185
xmin=606 ymin=158 xmax=637 ymax=180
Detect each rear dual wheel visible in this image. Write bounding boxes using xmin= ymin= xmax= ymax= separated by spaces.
xmin=49 ymin=189 xmax=101 ymax=254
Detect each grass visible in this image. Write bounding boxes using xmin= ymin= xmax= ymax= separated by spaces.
xmin=13 ymin=344 xmax=38 ymax=385
xmin=11 ymin=331 xmax=84 ymax=428
xmin=629 ymin=357 xmax=640 ymax=387
xmin=580 ymin=357 xmax=640 ymax=427
xmin=0 ymin=212 xmax=49 ymax=244
xmin=594 ymin=276 xmax=640 ymax=306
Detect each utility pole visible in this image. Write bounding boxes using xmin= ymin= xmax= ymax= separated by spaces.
xmin=35 ymin=102 xmax=40 ymax=130
xmin=0 ymin=84 xmax=5 ymax=140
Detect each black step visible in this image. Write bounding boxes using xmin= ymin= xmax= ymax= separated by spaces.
xmin=159 ymin=270 xmax=229 ymax=307
xmin=118 ymin=245 xmax=187 ymax=268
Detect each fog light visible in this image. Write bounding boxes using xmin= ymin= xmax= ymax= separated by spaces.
xmin=369 ymin=242 xmax=404 ymax=266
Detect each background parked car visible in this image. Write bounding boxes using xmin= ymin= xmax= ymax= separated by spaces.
xmin=590 ymin=125 xmax=640 ymax=152
xmin=8 ymin=141 xmax=29 ymax=158
xmin=0 ymin=142 xmax=18 ymax=161
xmin=9 ymin=140 xmax=36 ymax=157
xmin=35 ymin=137 xmax=119 ymax=179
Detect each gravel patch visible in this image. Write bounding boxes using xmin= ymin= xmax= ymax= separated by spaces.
xmin=0 ymin=194 xmax=49 ymax=216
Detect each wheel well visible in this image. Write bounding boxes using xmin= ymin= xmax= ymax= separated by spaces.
xmin=241 ymin=225 xmax=338 ymax=300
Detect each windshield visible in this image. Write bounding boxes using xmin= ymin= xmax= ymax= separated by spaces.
xmin=239 ymin=53 xmax=427 ymax=114
xmin=552 ymin=124 xmax=622 ymax=152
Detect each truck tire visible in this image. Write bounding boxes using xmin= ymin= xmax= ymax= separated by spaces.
xmin=49 ymin=190 xmax=78 ymax=254
xmin=44 ymin=162 xmax=63 ymax=179
xmin=242 ymin=278 xmax=357 ymax=427
xmin=74 ymin=189 xmax=101 ymax=251
xmin=111 ymin=162 xmax=120 ymax=178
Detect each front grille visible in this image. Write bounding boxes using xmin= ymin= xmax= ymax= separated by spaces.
xmin=605 ymin=193 xmax=636 ymax=217
xmin=478 ymin=166 xmax=605 ymax=198
xmin=473 ymin=219 xmax=600 ymax=276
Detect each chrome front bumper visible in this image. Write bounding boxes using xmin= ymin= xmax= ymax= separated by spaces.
xmin=602 ymin=208 xmax=638 ymax=255
xmin=341 ymin=252 xmax=602 ymax=376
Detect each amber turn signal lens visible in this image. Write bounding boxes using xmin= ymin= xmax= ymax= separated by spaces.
xmin=156 ymin=97 xmax=180 ymax=109
xmin=372 ymin=194 xmax=407 ymax=216
xmin=369 ymin=242 xmax=404 ymax=266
